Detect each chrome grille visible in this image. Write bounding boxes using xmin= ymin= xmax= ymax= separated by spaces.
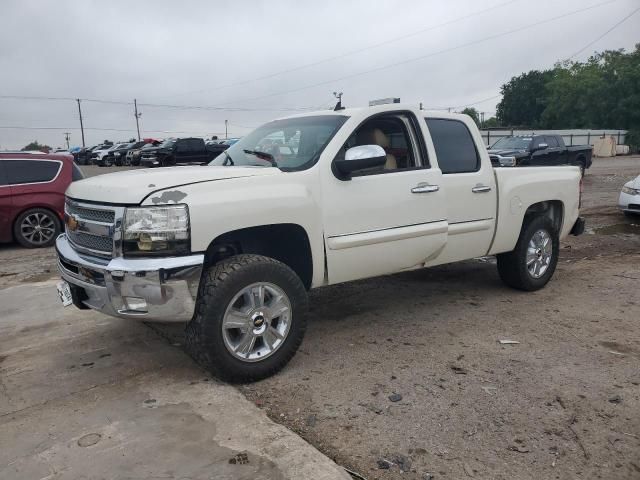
xmin=65 ymin=199 xmax=117 ymax=257
xmin=65 ymin=203 xmax=115 ymax=223
xmin=67 ymin=230 xmax=113 ymax=253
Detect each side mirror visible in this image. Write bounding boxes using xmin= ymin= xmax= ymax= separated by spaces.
xmin=533 ymin=143 xmax=548 ymax=152
xmin=333 ymin=145 xmax=387 ymax=180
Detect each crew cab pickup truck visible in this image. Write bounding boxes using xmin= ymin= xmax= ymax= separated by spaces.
xmin=140 ymin=137 xmax=220 ymax=167
xmin=56 ymin=104 xmax=585 ymax=382
xmin=488 ymin=134 xmax=592 ymax=175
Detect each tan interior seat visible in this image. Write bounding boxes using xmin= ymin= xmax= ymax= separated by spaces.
xmin=356 ymin=128 xmax=397 ymax=170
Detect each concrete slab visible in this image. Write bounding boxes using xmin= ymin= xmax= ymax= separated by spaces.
xmin=0 ymin=281 xmax=350 ymax=480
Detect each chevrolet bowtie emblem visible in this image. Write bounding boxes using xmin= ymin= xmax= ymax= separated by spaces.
xmin=66 ymin=214 xmax=79 ymax=232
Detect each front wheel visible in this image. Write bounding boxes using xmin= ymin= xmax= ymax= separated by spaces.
xmin=497 ymin=215 xmax=559 ymax=291
xmin=185 ymin=254 xmax=308 ymax=383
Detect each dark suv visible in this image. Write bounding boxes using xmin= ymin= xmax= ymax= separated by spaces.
xmin=140 ymin=138 xmax=218 ymax=167
xmin=0 ymin=153 xmax=83 ymax=247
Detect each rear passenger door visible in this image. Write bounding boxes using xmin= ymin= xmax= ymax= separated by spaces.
xmin=424 ymin=117 xmax=497 ymax=263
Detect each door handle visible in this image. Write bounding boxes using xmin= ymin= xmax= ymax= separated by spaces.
xmin=472 ymin=185 xmax=492 ymax=193
xmin=411 ymin=183 xmax=439 ymax=194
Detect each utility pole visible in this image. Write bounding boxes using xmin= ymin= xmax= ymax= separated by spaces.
xmin=225 ymin=119 xmax=228 ymax=139
xmin=76 ymin=99 xmax=85 ymax=147
xmin=447 ymin=107 xmax=451 ymax=113
xmin=134 ymin=99 xmax=141 ymax=141
xmin=64 ymin=132 xmax=71 ymax=149
xmin=480 ymin=111 xmax=485 ymax=129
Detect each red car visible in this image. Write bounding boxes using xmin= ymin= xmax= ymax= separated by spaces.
xmin=0 ymin=152 xmax=83 ymax=248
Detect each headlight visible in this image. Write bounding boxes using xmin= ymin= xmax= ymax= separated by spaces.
xmin=622 ymin=186 xmax=639 ymax=195
xmin=123 ymin=205 xmax=190 ymax=256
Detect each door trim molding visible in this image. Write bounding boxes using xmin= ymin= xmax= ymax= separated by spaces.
xmin=327 ymin=220 xmax=447 ymax=250
xmin=447 ymin=218 xmax=494 ymax=236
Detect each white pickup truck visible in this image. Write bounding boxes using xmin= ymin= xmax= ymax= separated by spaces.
xmin=56 ymin=104 xmax=585 ymax=381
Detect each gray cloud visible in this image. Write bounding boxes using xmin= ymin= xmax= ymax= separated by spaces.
xmin=1 ymin=0 xmax=638 ymax=149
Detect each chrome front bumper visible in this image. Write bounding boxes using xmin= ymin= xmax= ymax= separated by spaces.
xmin=56 ymin=234 xmax=203 ymax=322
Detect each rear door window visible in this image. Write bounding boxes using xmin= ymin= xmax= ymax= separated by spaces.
xmin=425 ymin=118 xmax=479 ymax=174
xmin=0 ymin=161 xmax=8 ymax=186
xmin=4 ymin=159 xmax=61 ymax=185
xmin=546 ymin=136 xmax=559 ymax=147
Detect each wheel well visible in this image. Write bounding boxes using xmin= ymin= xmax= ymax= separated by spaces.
xmin=205 ymin=224 xmax=313 ymax=289
xmin=523 ymin=200 xmax=564 ymax=233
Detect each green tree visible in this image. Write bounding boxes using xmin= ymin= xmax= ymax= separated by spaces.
xmin=496 ymin=69 xmax=555 ymax=127
xmin=460 ymin=107 xmax=480 ymax=126
xmin=21 ymin=141 xmax=51 ymax=152
xmin=484 ymin=117 xmax=499 ymax=128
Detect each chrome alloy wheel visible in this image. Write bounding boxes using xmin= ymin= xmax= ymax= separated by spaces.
xmin=222 ymin=282 xmax=292 ymax=362
xmin=526 ymin=229 xmax=552 ymax=279
xmin=20 ymin=212 xmax=56 ymax=245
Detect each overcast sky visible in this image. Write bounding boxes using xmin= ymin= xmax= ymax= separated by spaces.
xmin=0 ymin=0 xmax=638 ymax=149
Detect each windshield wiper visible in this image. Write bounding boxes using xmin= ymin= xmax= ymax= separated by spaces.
xmin=222 ymin=150 xmax=234 ymax=166
xmin=243 ymin=149 xmax=278 ymax=167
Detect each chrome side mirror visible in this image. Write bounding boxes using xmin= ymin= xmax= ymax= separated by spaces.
xmin=534 ymin=143 xmax=548 ymax=151
xmin=334 ymin=145 xmax=387 ymax=180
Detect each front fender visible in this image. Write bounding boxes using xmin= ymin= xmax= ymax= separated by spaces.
xmin=142 ymin=172 xmax=325 ymax=287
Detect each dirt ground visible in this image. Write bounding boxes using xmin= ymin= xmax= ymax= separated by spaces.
xmin=1 ymin=159 xmax=639 ymax=479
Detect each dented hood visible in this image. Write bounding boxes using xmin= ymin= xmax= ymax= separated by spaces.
xmin=66 ymin=165 xmax=281 ymax=204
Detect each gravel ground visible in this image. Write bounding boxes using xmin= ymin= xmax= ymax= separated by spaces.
xmin=1 ymin=158 xmax=639 ymax=479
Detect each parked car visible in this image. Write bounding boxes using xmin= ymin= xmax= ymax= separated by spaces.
xmin=1 ymin=152 xmax=83 ymax=247
xmin=140 ymin=138 xmax=217 ymax=167
xmin=89 ymin=144 xmax=114 ymax=164
xmin=127 ymin=141 xmax=161 ymax=166
xmin=488 ymin=135 xmax=592 ymax=175
xmin=105 ymin=141 xmax=145 ymax=166
xmin=55 ymin=104 xmax=584 ymax=382
xmin=95 ymin=143 xmax=130 ymax=167
xmin=618 ymin=174 xmax=640 ymax=216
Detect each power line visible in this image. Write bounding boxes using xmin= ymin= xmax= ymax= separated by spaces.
xmin=569 ymin=5 xmax=640 ymax=59
xmin=149 ymin=0 xmax=522 ymax=100
xmin=214 ymin=0 xmax=618 ymax=107
xmin=0 ymin=95 xmax=320 ymax=112
xmin=0 ymin=125 xmax=231 ymax=135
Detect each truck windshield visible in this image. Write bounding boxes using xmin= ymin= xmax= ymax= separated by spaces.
xmin=491 ymin=137 xmax=532 ymax=150
xmin=209 ymin=115 xmax=348 ymax=171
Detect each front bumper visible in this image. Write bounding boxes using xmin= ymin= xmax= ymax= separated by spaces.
xmin=56 ymin=234 xmax=203 ymax=322
xmin=618 ymin=191 xmax=640 ymax=213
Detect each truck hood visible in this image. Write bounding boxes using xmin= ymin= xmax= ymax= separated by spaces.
xmin=66 ymin=165 xmax=281 ymax=204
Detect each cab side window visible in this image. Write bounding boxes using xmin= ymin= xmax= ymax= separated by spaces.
xmin=546 ymin=136 xmax=559 ymax=148
xmin=425 ymin=118 xmax=479 ymax=174
xmin=342 ymin=114 xmax=419 ymax=177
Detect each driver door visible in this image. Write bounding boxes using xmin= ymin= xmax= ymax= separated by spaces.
xmin=322 ymin=112 xmax=448 ymax=284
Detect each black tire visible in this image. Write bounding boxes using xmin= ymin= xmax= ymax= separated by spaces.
xmin=496 ymin=215 xmax=559 ymax=291
xmin=13 ymin=208 xmax=61 ymax=248
xmin=185 ymin=254 xmax=308 ymax=383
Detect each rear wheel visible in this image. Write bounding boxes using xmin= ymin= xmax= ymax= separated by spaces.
xmin=497 ymin=215 xmax=559 ymax=291
xmin=14 ymin=208 xmax=61 ymax=248
xmin=185 ymin=254 xmax=308 ymax=383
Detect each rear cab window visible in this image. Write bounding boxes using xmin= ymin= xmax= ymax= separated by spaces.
xmin=425 ymin=118 xmax=480 ymax=174
xmin=3 ymin=159 xmax=62 ymax=185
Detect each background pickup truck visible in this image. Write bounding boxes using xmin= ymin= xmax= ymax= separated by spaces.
xmin=56 ymin=104 xmax=584 ymax=382
xmin=488 ymin=134 xmax=592 ymax=175
xmin=140 ymin=137 xmax=229 ymax=167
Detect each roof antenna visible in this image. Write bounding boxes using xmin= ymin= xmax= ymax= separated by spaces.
xmin=333 ymin=91 xmax=344 ymax=111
